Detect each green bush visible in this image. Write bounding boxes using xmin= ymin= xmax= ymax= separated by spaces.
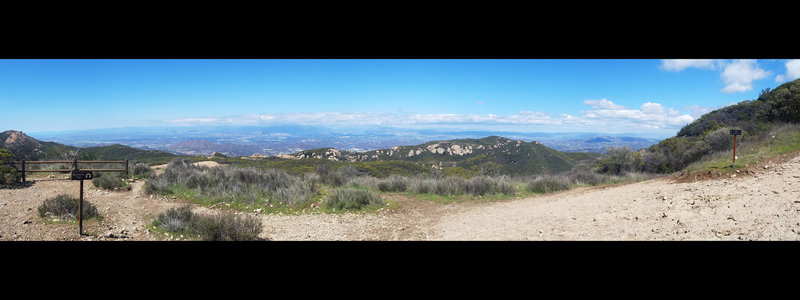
xmin=153 ymin=205 xmax=194 ymax=233
xmin=153 ymin=204 xmax=263 ymax=241
xmin=527 ymin=176 xmax=571 ymax=194
xmin=314 ymin=164 xmax=346 ymax=187
xmin=346 ymin=176 xmax=378 ymax=190
xmin=191 ymin=213 xmax=263 ymax=241
xmin=37 ymin=194 xmax=100 ymax=221
xmin=274 ymin=181 xmax=313 ymax=207
xmin=325 ymin=187 xmax=385 ymax=210
xmin=433 ymin=177 xmax=466 ymax=196
xmin=705 ymin=127 xmax=734 ymax=152
xmin=129 ymin=160 xmax=151 ymax=178
xmin=92 ymin=173 xmax=130 ymax=190
xmin=596 ymin=146 xmax=643 ymax=175
xmin=377 ymin=175 xmax=408 ymax=192
xmin=145 ymin=159 xmax=312 ymax=207
xmin=0 ymin=148 xmax=19 ymax=185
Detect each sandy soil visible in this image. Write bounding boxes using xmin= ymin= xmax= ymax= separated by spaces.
xmin=2 ymin=154 xmax=799 ymax=241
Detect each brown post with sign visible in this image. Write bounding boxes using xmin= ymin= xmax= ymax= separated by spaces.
xmin=79 ymin=178 xmax=84 ymax=235
xmin=71 ymin=169 xmax=93 ymax=235
xmin=733 ymin=135 xmax=737 ymax=167
xmin=730 ymin=129 xmax=741 ymax=168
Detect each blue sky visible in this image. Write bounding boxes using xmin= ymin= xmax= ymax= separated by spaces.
xmin=2 ymin=59 xmax=798 ymax=138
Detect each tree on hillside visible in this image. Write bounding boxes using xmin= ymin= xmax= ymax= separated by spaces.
xmin=595 ymin=146 xmax=643 ymax=175
xmin=0 ymin=148 xmax=20 ymax=184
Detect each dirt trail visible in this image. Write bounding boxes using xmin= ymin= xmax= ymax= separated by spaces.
xmin=2 ymin=155 xmax=799 ymax=241
xmin=430 ymin=153 xmax=800 ymax=240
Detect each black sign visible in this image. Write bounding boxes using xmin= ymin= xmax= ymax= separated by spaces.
xmin=70 ymin=170 xmax=94 ymax=180
xmin=730 ymin=130 xmax=742 ymax=135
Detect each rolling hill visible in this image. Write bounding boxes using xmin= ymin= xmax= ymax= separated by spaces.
xmin=640 ymin=78 xmax=800 ymax=173
xmin=290 ymin=136 xmax=600 ymax=175
xmin=1 ymin=130 xmax=180 ymax=164
xmin=1 ymin=130 xmax=77 ymax=161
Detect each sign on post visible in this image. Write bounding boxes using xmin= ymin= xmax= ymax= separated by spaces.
xmin=70 ymin=170 xmax=93 ymax=235
xmin=70 ymin=170 xmax=94 ymax=180
xmin=730 ymin=129 xmax=741 ymax=168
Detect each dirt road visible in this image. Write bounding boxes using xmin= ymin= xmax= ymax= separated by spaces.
xmin=2 ymin=154 xmax=799 ymax=241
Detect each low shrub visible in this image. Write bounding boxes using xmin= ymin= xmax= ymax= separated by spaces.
xmin=92 ymin=173 xmax=130 ymax=190
xmin=408 ymin=177 xmax=436 ymax=194
xmin=0 ymin=149 xmax=19 ymax=185
xmin=377 ymin=175 xmax=408 ymax=192
xmin=527 ymin=176 xmax=571 ymax=193
xmin=153 ymin=205 xmax=194 ymax=233
xmin=153 ymin=204 xmax=263 ymax=241
xmin=433 ymin=177 xmax=465 ymax=196
xmin=567 ymin=170 xmax=606 ymax=186
xmin=347 ymin=176 xmax=378 ymax=190
xmin=191 ymin=213 xmax=263 ymax=241
xmin=314 ymin=164 xmax=346 ymax=187
xmin=462 ymin=176 xmax=517 ymax=196
xmin=145 ymin=159 xmax=312 ymax=207
xmin=37 ymin=194 xmax=100 ymax=221
xmin=274 ymin=181 xmax=313 ymax=207
xmin=325 ymin=187 xmax=385 ymax=210
xmin=129 ymin=160 xmax=151 ymax=178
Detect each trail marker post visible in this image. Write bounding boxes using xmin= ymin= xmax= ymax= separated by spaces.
xmin=70 ymin=169 xmax=94 ymax=235
xmin=730 ymin=129 xmax=741 ymax=168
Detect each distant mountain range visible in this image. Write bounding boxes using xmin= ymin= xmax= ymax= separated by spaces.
xmin=289 ymin=136 xmax=601 ymax=175
xmin=26 ymin=125 xmax=660 ymax=156
xmin=3 ymin=129 xmax=604 ymax=176
xmin=1 ymin=130 xmax=179 ymax=164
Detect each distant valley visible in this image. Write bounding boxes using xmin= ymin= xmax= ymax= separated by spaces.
xmin=27 ymin=125 xmax=661 ymax=157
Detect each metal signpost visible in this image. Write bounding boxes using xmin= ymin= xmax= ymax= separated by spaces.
xmin=730 ymin=129 xmax=741 ymax=168
xmin=70 ymin=169 xmax=94 ymax=235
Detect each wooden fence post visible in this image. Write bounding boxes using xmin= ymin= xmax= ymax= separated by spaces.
xmin=21 ymin=159 xmax=25 ymax=183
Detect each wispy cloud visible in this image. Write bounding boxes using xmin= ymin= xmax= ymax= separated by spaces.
xmin=165 ymin=98 xmax=696 ymax=134
xmin=660 ymin=59 xmax=723 ymax=72
xmin=684 ymin=104 xmax=713 ymax=118
xmin=165 ymin=117 xmax=220 ymax=124
xmin=720 ymin=59 xmax=770 ymax=93
xmin=580 ymin=99 xmax=695 ymax=129
xmin=661 ymin=59 xmax=773 ymax=94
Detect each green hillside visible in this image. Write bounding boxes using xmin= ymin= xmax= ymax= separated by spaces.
xmin=1 ymin=130 xmax=77 ymax=161
xmin=289 ymin=136 xmax=600 ymax=176
xmin=678 ymin=78 xmax=800 ymax=138
xmin=1 ymin=130 xmax=180 ymax=164
xmin=77 ymin=144 xmax=180 ymax=164
xmin=639 ymin=78 xmax=800 ymax=174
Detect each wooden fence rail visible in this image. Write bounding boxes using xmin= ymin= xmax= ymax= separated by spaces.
xmin=2 ymin=159 xmax=128 ymax=182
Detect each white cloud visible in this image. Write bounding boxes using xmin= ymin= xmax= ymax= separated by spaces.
xmin=580 ymin=98 xmax=695 ymax=129
xmin=775 ymin=59 xmax=800 ymax=83
xmin=660 ymin=59 xmax=722 ymax=72
xmin=164 ymin=99 xmax=698 ymax=135
xmin=720 ymin=59 xmax=770 ymax=93
xmin=583 ymin=98 xmax=626 ymax=110
xmin=166 ymin=117 xmax=219 ymax=124
xmin=684 ymin=104 xmax=713 ymax=118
